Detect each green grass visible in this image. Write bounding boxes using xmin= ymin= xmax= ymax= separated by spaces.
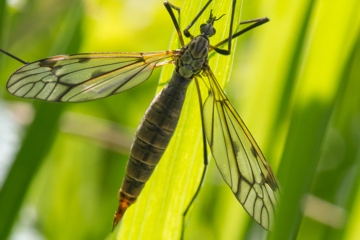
xmin=1 ymin=0 xmax=360 ymax=240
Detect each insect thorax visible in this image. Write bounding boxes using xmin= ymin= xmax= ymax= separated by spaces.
xmin=176 ymin=35 xmax=210 ymax=79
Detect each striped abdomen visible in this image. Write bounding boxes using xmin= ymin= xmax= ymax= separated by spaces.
xmin=112 ymin=34 xmax=210 ymax=228
xmin=113 ymin=71 xmax=191 ymax=226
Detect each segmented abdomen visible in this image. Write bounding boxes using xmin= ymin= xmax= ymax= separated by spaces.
xmin=113 ymin=71 xmax=191 ymax=225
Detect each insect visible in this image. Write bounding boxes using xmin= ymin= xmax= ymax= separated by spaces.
xmin=1 ymin=0 xmax=279 ymax=232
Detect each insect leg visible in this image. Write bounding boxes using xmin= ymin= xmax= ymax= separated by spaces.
xmin=183 ymin=0 xmax=213 ymax=39
xmin=211 ymin=0 xmax=237 ymax=55
xmin=238 ymin=17 xmax=270 ymax=25
xmin=0 ymin=49 xmax=27 ymax=64
xmin=163 ymin=1 xmax=185 ymax=47
xmin=181 ymin=77 xmax=209 ymax=238
xmin=210 ymin=17 xmax=269 ymax=52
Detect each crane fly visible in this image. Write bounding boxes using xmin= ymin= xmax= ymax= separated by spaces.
xmin=1 ymin=0 xmax=279 ymax=232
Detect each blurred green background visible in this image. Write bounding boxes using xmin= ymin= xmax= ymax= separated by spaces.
xmin=1 ymin=0 xmax=360 ymax=239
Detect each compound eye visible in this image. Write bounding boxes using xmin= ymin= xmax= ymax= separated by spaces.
xmin=200 ymin=24 xmax=206 ymax=33
xmin=211 ymin=28 xmax=216 ymax=36
xmin=206 ymin=27 xmax=216 ymax=37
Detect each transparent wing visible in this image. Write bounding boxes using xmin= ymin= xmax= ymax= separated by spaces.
xmin=200 ymin=69 xmax=279 ymax=230
xmin=6 ymin=51 xmax=178 ymax=102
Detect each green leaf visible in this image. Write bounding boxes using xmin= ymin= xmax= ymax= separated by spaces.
xmin=0 ymin=1 xmax=84 ymax=239
xmin=265 ymin=0 xmax=360 ymax=239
